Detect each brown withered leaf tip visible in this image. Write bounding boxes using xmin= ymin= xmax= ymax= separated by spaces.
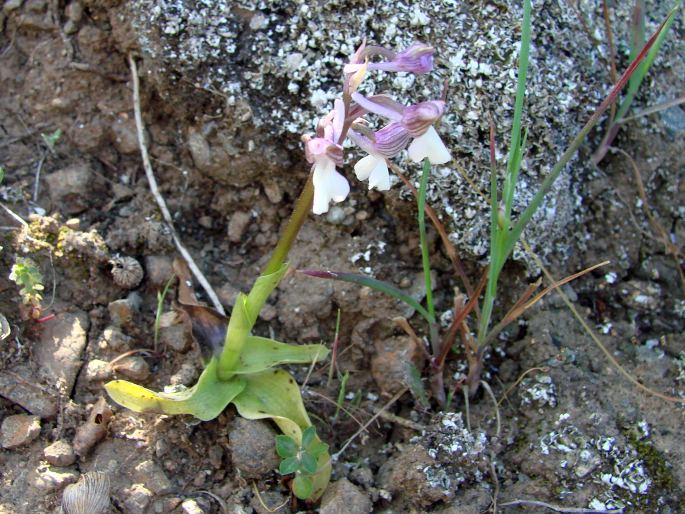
xmin=172 ymin=257 xmax=229 ymax=359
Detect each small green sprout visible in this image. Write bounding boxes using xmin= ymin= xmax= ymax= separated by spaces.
xmin=41 ymin=129 xmax=63 ymax=154
xmin=9 ymin=257 xmax=44 ymax=307
xmin=276 ymin=426 xmax=329 ymax=500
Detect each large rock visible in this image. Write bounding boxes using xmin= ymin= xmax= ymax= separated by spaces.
xmin=34 ymin=310 xmax=90 ymax=393
xmin=125 ymin=1 xmax=683 ymax=266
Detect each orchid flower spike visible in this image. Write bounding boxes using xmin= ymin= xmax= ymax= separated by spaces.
xmin=344 ymin=42 xmax=435 ymax=76
xmin=351 ymin=92 xmax=452 ymax=165
xmin=303 ymin=99 xmax=350 ymax=214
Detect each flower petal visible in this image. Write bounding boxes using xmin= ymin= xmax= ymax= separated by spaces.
xmin=354 ymin=154 xmax=376 ymax=181
xmin=407 ymin=126 xmax=451 ymax=164
xmin=368 ymin=158 xmax=390 ymax=191
xmin=354 ymin=154 xmax=389 ymax=191
xmin=312 ymin=158 xmax=350 ymax=214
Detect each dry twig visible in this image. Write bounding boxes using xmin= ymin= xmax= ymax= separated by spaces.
xmin=128 ymin=53 xmax=225 ymax=315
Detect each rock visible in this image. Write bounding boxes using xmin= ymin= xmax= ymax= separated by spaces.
xmin=123 ymin=484 xmax=153 ymax=514
xmin=84 ymin=359 xmax=113 ymax=382
xmin=133 ymin=460 xmax=172 ymax=494
xmin=34 ymin=310 xmax=89 ymax=393
xmin=371 ymin=335 xmax=423 ymax=396
xmin=0 ymin=367 xmax=58 ymax=418
xmin=31 ymin=465 xmax=79 ymax=493
xmin=159 ymin=324 xmax=192 ymax=353
xmin=228 ymin=418 xmax=279 ymax=479
xmin=144 ymin=255 xmax=175 ymax=287
xmin=319 ymin=478 xmax=372 ymax=514
xmin=108 ymin=297 xmax=137 ymax=327
xmin=68 ymin=116 xmax=107 ymax=151
xmin=377 ymin=445 xmax=449 ymax=508
xmin=169 ymin=362 xmax=198 ymax=386
xmin=73 ymin=398 xmax=113 ymax=458
xmin=110 ymin=115 xmax=139 ymax=154
xmin=44 ymin=440 xmax=76 ymax=467
xmin=181 ymin=499 xmax=208 ymax=514
xmin=46 ymin=163 xmax=93 ymax=214
xmin=1 ymin=414 xmax=41 ymax=449
xmin=227 ymin=210 xmax=251 ymax=243
xmin=112 ymin=356 xmax=150 ymax=381
xmin=97 ymin=325 xmax=132 ymax=352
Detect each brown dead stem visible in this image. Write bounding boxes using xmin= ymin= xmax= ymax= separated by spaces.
xmin=522 ymin=239 xmax=685 ymax=404
xmin=611 ymin=147 xmax=685 ymax=294
xmin=388 ymin=160 xmax=477 ymax=312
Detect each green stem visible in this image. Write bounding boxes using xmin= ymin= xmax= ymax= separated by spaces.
xmin=217 ymin=172 xmax=314 ymax=380
xmin=418 ymin=159 xmax=435 ymax=323
xmin=263 ymin=173 xmax=314 ymax=276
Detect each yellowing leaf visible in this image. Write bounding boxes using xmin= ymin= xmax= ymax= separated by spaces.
xmin=105 ymin=359 xmax=245 ymax=421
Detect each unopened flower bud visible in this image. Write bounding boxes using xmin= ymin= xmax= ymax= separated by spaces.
xmin=401 ymin=101 xmax=445 ymax=137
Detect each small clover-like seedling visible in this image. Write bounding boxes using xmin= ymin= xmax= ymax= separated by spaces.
xmin=276 ymin=426 xmax=329 ymax=500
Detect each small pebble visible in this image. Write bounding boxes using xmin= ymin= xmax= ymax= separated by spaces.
xmin=97 ymin=326 xmax=131 ymax=351
xmin=229 ymin=418 xmax=279 ymax=479
xmin=1 ymin=414 xmax=41 ymax=449
xmin=112 ymin=356 xmax=150 ymax=381
xmin=159 ymin=324 xmax=191 ymax=353
xmin=320 ymin=478 xmax=372 ymax=514
xmin=228 ymin=211 xmax=251 ymax=243
xmin=181 ymin=498 xmax=208 ymax=514
xmin=44 ymin=440 xmax=76 ymax=467
xmin=123 ymin=484 xmax=153 ymax=514
xmin=84 ymin=359 xmax=113 ymax=382
xmin=108 ymin=297 xmax=138 ymax=327
xmin=31 ymin=466 xmax=79 ymax=493
xmin=134 ymin=460 xmax=172 ymax=494
xmin=144 ymin=255 xmax=175 ymax=287
xmin=169 ymin=362 xmax=199 ymax=386
xmin=326 ymin=205 xmax=346 ymax=224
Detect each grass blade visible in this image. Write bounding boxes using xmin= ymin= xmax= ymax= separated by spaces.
xmin=417 ymin=159 xmax=435 ymax=321
xmin=507 ymin=6 xmax=677 ymax=261
xmin=300 ymin=270 xmax=434 ymax=324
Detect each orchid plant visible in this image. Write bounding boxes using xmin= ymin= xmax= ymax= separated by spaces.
xmin=104 ymin=40 xmax=451 ymax=502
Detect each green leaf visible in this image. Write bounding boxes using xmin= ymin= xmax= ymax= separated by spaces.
xmin=279 ymin=456 xmax=299 ymax=475
xmin=233 ymin=337 xmax=328 ymax=374
xmin=219 ymin=264 xmax=289 ymax=378
xmin=105 ymin=358 xmax=245 ymax=421
xmin=405 ymin=361 xmax=429 ymax=410
xmin=300 ymin=452 xmax=318 ymax=475
xmin=231 ymin=369 xmax=331 ymax=501
xmin=301 ymin=270 xmax=434 ymax=324
xmin=232 ymin=369 xmax=311 ymax=441
xmin=301 ymin=426 xmax=317 ymax=449
xmin=275 ymin=435 xmax=298 ymax=458
xmin=292 ymin=474 xmax=313 ymax=500
xmin=309 ymin=441 xmax=329 ymax=459
xmin=0 ymin=166 xmax=4 ymax=184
